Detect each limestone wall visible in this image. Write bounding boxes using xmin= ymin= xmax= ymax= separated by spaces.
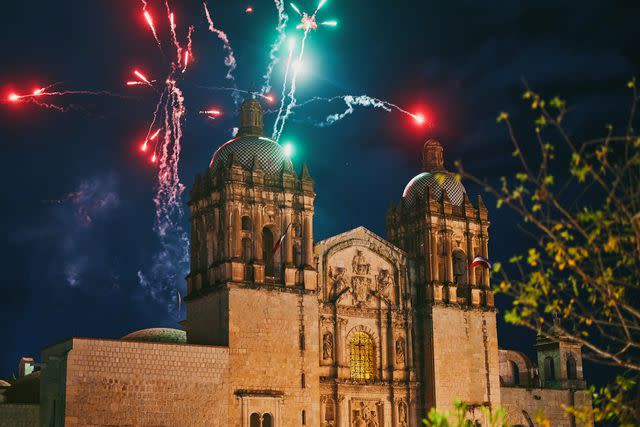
xmin=186 ymin=290 xmax=230 ymax=345
xmin=0 ymin=404 xmax=39 ymax=426
xmin=41 ymin=338 xmax=229 ymax=427
xmin=226 ymin=286 xmax=320 ymax=427
xmin=429 ymin=305 xmax=501 ymax=411
xmin=501 ymin=386 xmax=593 ymax=426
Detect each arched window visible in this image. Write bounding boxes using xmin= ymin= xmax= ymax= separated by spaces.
xmin=262 ymin=413 xmax=272 ymax=427
xmin=349 ymin=331 xmax=374 ymax=380
xmin=509 ymin=360 xmax=520 ymax=386
xmin=262 ymin=227 xmax=275 ymax=277
xmin=566 ymin=354 xmax=577 ymax=380
xmin=242 ymin=216 xmax=251 ymax=231
xmin=249 ymin=413 xmax=260 ymax=427
xmin=452 ymin=249 xmax=467 ymax=284
xmin=544 ymin=356 xmax=555 ymax=381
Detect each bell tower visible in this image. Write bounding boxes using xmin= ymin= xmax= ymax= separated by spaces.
xmin=183 ymin=98 xmax=320 ymax=426
xmin=387 ymin=139 xmax=501 ymax=419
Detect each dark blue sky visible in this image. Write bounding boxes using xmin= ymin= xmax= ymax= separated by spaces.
xmin=1 ymin=0 xmax=638 ymax=380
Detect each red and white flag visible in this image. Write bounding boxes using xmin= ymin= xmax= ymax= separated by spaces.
xmin=470 ymin=256 xmax=492 ymax=270
xmin=272 ymin=223 xmax=293 ymax=254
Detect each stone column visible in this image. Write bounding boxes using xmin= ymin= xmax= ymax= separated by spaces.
xmin=430 ymin=232 xmax=439 ymax=282
xmin=337 ymin=395 xmax=347 ymax=427
xmin=466 ymin=230 xmax=475 ymax=286
xmin=406 ymin=321 xmax=414 ymax=371
xmin=254 ymin=206 xmax=263 ymax=261
xmin=335 ymin=317 xmax=348 ymax=374
xmin=303 ymin=213 xmax=314 ymax=266
xmin=213 ymin=208 xmax=220 ymax=259
xmin=233 ymin=207 xmax=242 ymax=258
xmin=425 ymin=226 xmax=433 ymax=282
xmin=284 ymin=209 xmax=293 ymax=265
xmin=482 ymin=235 xmax=490 ymax=287
xmin=445 ymin=231 xmax=454 ymax=283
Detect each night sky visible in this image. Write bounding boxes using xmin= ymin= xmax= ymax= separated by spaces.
xmin=1 ymin=0 xmax=638 ymax=382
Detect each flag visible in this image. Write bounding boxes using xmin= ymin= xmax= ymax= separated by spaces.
xmin=470 ymin=256 xmax=492 ymax=270
xmin=272 ymin=223 xmax=293 ymax=254
xmin=177 ymin=290 xmax=182 ymax=312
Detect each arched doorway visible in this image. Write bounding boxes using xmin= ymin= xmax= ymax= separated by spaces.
xmin=262 ymin=227 xmax=275 ymax=277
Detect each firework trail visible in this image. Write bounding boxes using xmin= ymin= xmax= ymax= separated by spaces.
xmin=273 ymin=0 xmax=334 ymax=140
xmin=261 ymin=0 xmax=288 ymax=95
xmin=195 ymin=85 xmax=274 ymax=103
xmin=272 ymin=38 xmax=295 ymax=140
xmin=274 ymin=27 xmax=309 ymax=140
xmin=203 ymin=2 xmax=240 ymax=105
xmin=140 ymin=0 xmax=162 ymax=49
xmin=7 ymin=84 xmax=128 ymax=112
xmin=296 ymin=95 xmax=426 ymax=126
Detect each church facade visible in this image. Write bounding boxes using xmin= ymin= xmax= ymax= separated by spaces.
xmin=2 ymin=99 xmax=592 ymax=426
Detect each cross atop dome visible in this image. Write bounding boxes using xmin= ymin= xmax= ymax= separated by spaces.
xmin=238 ymin=98 xmax=264 ymax=137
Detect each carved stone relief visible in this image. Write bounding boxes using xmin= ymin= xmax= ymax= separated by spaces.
xmin=350 ymin=400 xmax=383 ymax=427
xmin=326 ymin=247 xmax=396 ymax=307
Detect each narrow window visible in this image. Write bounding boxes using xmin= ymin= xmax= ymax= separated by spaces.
xmin=301 ymin=373 xmax=305 ymax=388
xmin=566 ymin=354 xmax=577 ymax=380
xmin=249 ymin=413 xmax=260 ymax=427
xmin=262 ymin=413 xmax=272 ymax=427
xmin=301 ymin=410 xmax=306 ymax=425
xmin=544 ymin=356 xmax=555 ymax=380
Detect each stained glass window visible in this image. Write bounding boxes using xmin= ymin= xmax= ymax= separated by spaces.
xmin=350 ymin=331 xmax=374 ymax=380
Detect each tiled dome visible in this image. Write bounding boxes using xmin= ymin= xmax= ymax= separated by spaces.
xmin=402 ymin=171 xmax=466 ymax=206
xmin=209 ymin=135 xmax=294 ymax=176
xmin=121 ymin=328 xmax=186 ymax=344
xmin=402 ymin=138 xmax=467 ymax=206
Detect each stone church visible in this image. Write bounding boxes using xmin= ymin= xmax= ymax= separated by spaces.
xmin=1 ymin=99 xmax=592 ymax=426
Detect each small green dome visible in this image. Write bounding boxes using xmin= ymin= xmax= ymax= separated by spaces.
xmin=121 ymin=328 xmax=186 ymax=344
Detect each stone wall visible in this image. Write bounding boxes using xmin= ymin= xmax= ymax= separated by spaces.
xmin=501 ymin=386 xmax=593 ymax=426
xmin=226 ymin=285 xmax=320 ymax=427
xmin=41 ymin=338 xmax=229 ymax=427
xmin=428 ymin=305 xmax=501 ymax=412
xmin=0 ymin=404 xmax=39 ymax=426
xmin=186 ymin=290 xmax=230 ymax=345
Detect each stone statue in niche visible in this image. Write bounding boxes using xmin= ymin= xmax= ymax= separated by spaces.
xmin=322 ymin=332 xmax=333 ymax=360
xmin=377 ymin=269 xmax=394 ymax=296
xmin=398 ymin=402 xmax=407 ymax=427
xmin=395 ymin=337 xmax=405 ymax=364
xmin=352 ymin=250 xmax=370 ymax=275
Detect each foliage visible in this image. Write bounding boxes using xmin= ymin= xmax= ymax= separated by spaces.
xmin=422 ymin=401 xmax=509 ymax=427
xmin=457 ymin=78 xmax=640 ymax=424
